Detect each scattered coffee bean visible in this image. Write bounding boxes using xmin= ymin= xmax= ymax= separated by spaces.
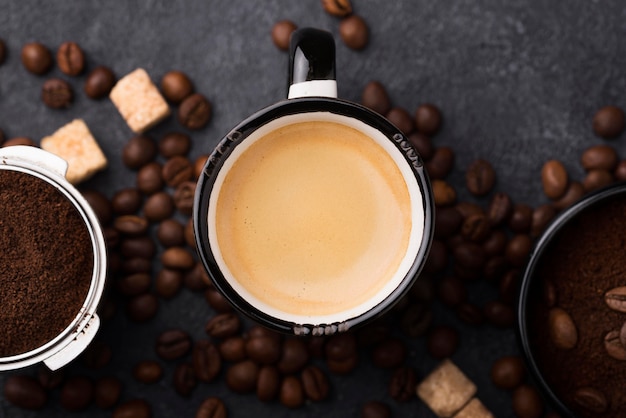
xmin=219 ymin=337 xmax=246 ymax=363
xmin=185 ymin=218 xmax=196 ymax=247
xmin=94 ymin=376 xmax=122 ymax=409
xmin=271 ymin=20 xmax=297 ymax=51
xmin=484 ymin=301 xmax=515 ymax=328
xmin=427 ymin=325 xmax=459 ymax=359
xmin=548 ymin=307 xmax=578 ymax=349
xmin=3 ymin=136 xmax=35 ymax=147
xmin=160 ymin=71 xmax=194 ymax=104
xmin=434 ymin=206 xmax=462 ymax=239
xmin=120 ymin=236 xmax=156 ymax=259
xmin=57 ymin=41 xmax=85 ymax=76
xmin=454 ymin=242 xmax=486 ymax=270
xmin=245 ymin=334 xmax=282 ymax=365
xmin=156 ymin=329 xmax=192 ymax=360
xmin=593 ymin=105 xmax=625 ymax=139
xmin=173 ymin=362 xmax=197 ymax=397
xmin=483 ymin=229 xmax=508 ymax=256
xmin=123 ymin=135 xmax=157 ymax=169
xmin=487 ymin=192 xmax=513 ymax=226
xmin=143 ymin=191 xmax=175 ymax=222
xmin=531 ymin=204 xmax=556 ymax=238
xmin=163 ymin=155 xmax=193 ymax=187
xmin=157 ymin=219 xmax=186 ymax=247
xmin=156 ymin=268 xmax=183 ymax=299
xmin=432 ymin=179 xmax=456 ymax=206
xmin=161 ymin=246 xmax=195 ymax=270
xmin=604 ymin=330 xmax=626 ymax=361
xmin=581 ymin=144 xmax=618 ymax=171
xmin=621 ymin=321 xmax=626 ymax=349
xmin=301 ymin=365 xmax=330 ymax=401
xmin=37 ymin=365 xmax=65 ymax=390
xmin=542 ymin=280 xmax=558 ymax=307
xmin=582 ymin=169 xmax=613 ymax=192
xmin=552 ymin=181 xmax=584 ymax=211
xmin=614 ymin=159 xmax=626 ymax=181
xmin=321 ymin=0 xmax=352 ymax=16
xmin=133 ymin=360 xmax=163 ymax=384
xmin=4 ymin=375 xmax=47 ymax=410
xmin=508 ymin=203 xmax=533 ymax=233
xmin=112 ymin=188 xmax=143 ymax=215
xmin=388 ymin=366 xmax=416 ymax=402
xmin=438 ymin=276 xmax=466 ymax=307
xmin=325 ymin=332 xmax=358 ymax=375
xmin=174 ymin=181 xmax=195 ymax=215
xmin=490 ymin=356 xmax=525 ymax=389
xmin=256 ymin=365 xmax=280 ymax=402
xmin=194 ymin=154 xmax=209 ymax=179
xmin=178 ymin=93 xmax=212 ymax=130
xmin=193 ymin=340 xmax=222 ymax=383
xmin=541 ymin=160 xmax=568 ymax=200
xmin=456 ymin=302 xmax=484 ymax=326
xmin=408 ymin=132 xmax=434 ymax=160
xmin=114 ymin=215 xmax=149 ymax=236
xmin=60 ymin=376 xmax=93 ymax=411
xmin=41 ymin=78 xmax=73 ymax=108
xmin=196 ymin=397 xmax=227 ymax=418
xmin=604 ymin=286 xmax=626 ymax=312
xmin=386 ymin=107 xmax=414 ymax=135
xmin=572 ymin=386 xmax=608 ymax=415
xmin=278 ymin=338 xmax=310 ymax=374
xmin=361 ymin=81 xmax=391 ymax=115
xmin=400 ymin=302 xmax=432 ymax=337
xmin=84 ymin=66 xmax=116 ymax=99
xmin=505 ymin=234 xmax=532 ymax=267
xmin=205 ymin=288 xmax=233 ymax=313
xmin=122 ymin=257 xmax=152 ymax=274
xmin=206 ymin=313 xmax=241 ymax=339
xmin=21 ymin=42 xmax=52 ymax=75
xmin=184 ymin=262 xmax=210 ymax=291
xmin=81 ymin=340 xmax=112 ymax=369
xmin=112 ymin=399 xmax=151 ymax=418
xmin=361 ymin=401 xmax=391 ymax=418
xmin=426 ymin=146 xmax=454 ymax=179
xmin=512 ymin=384 xmax=543 ymax=418
xmin=126 ymin=293 xmax=158 ymax=322
xmin=414 ymin=103 xmax=442 ymax=136
xmin=461 ymin=213 xmax=491 ymax=242
xmin=466 ymin=159 xmax=496 ymax=196
xmin=136 ymin=162 xmax=164 ymax=195
xmin=81 ymin=189 xmax=113 ymax=224
xmin=424 ymin=239 xmax=447 ymax=274
xmin=280 ymin=375 xmax=304 ymax=408
xmin=339 ymin=15 xmax=369 ymax=50
xmin=227 ymin=360 xmax=259 ymax=393
xmin=499 ymin=270 xmax=520 ymax=305
xmin=159 ymin=132 xmax=191 ymax=158
xmin=371 ymin=338 xmax=406 ymax=369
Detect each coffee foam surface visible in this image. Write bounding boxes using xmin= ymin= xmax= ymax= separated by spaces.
xmin=209 ymin=113 xmax=424 ymax=325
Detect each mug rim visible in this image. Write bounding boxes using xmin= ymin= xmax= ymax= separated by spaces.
xmin=517 ymin=181 xmax=626 ymax=417
xmin=194 ymin=96 xmax=434 ymax=336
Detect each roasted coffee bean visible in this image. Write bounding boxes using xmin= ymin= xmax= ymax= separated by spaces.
xmin=123 ymin=135 xmax=157 ymax=169
xmin=531 ymin=204 xmax=556 ymax=238
xmin=112 ymin=188 xmax=143 ymax=215
xmin=356 ymin=323 xmax=389 ymax=348
xmin=548 ymin=307 xmax=578 ymax=349
xmin=490 ymin=356 xmax=525 ymax=389
xmin=541 ymin=160 xmax=568 ymax=200
xmin=542 ymin=280 xmax=557 ymax=307
xmin=483 ymin=229 xmax=508 ymax=257
xmin=426 ymin=146 xmax=454 ymax=179
xmin=3 ymin=136 xmax=35 ymax=147
xmin=0 ymin=39 xmax=5 ymax=65
xmin=581 ymin=144 xmax=618 ymax=171
xmin=112 ymin=399 xmax=151 ymax=418
xmin=193 ymin=340 xmax=221 ymax=383
xmin=573 ymin=387 xmax=608 ymax=414
xmin=621 ymin=321 xmax=626 ymax=349
xmin=163 ymin=156 xmax=193 ymax=187
xmin=157 ymin=219 xmax=185 ymax=247
xmin=205 ymin=288 xmax=233 ymax=313
xmin=505 ymin=234 xmax=532 ymax=267
xmin=103 ymin=227 xmax=120 ymax=249
xmin=271 ymin=20 xmax=297 ymax=51
xmin=339 ymin=15 xmax=369 ymax=50
xmin=155 ymin=268 xmax=183 ymax=299
xmin=455 ymin=202 xmax=484 ymax=219
xmin=114 ymin=215 xmax=149 ymax=236
xmin=84 ymin=66 xmax=116 ymax=99
xmin=174 ymin=181 xmax=195 ymax=215
xmin=60 ymin=376 xmax=93 ymax=411
xmin=604 ymin=330 xmax=626 ymax=360
xmin=583 ymin=169 xmax=613 ymax=192
xmin=408 ymin=132 xmax=434 ymax=160
xmin=512 ymin=385 xmax=543 ymax=418
xmin=487 ymin=192 xmax=513 ymax=226
xmin=499 ymin=269 xmax=520 ymax=305
xmin=94 ymin=376 xmax=122 ymax=409
xmin=178 ymin=93 xmax=212 ymax=130
xmin=361 ymin=81 xmax=391 ymax=115
xmin=162 ymin=246 xmax=195 ymax=270
xmin=122 ymin=257 xmax=152 ymax=274
xmin=82 ymin=340 xmax=112 ymax=369
xmin=245 ymin=335 xmax=282 ymax=365
xmin=121 ymin=236 xmax=156 ymax=259
xmin=4 ymin=375 xmax=47 ymax=409
xmin=184 ymin=263 xmax=210 ymax=291
xmin=371 ymin=338 xmax=406 ymax=369
xmin=278 ymin=338 xmax=310 ymax=374
xmin=604 ymin=286 xmax=626 ymax=312
xmin=185 ymin=218 xmax=196 ymax=247
xmin=427 ymin=325 xmax=459 ymax=359
xmin=227 ymin=360 xmax=259 ymax=393
xmin=280 ymin=375 xmax=304 ymax=409
xmin=81 ymin=189 xmax=112 ymax=224
xmin=21 ymin=42 xmax=52 ymax=74
xmin=42 ymin=78 xmax=73 ymax=108
xmin=194 ymin=154 xmax=209 ymax=179
xmin=552 ymin=181 xmax=584 ymax=211
xmin=432 ymin=179 xmax=456 ymax=206
xmin=57 ymin=41 xmax=84 ymax=76
xmin=409 ymin=275 xmax=434 ymax=303
xmin=386 ymin=107 xmax=414 ymax=135
xmin=361 ymin=401 xmax=391 ymax=418
xmin=456 ymin=302 xmax=484 ymax=326
xmin=415 ymin=103 xmax=442 ymax=136
xmin=438 ymin=276 xmax=466 ymax=307
xmin=206 ymin=313 xmax=241 ymax=339
xmin=196 ymin=397 xmax=227 ymax=418
xmin=159 ymin=132 xmax=191 ymax=158
xmin=126 ymin=293 xmax=158 ymax=322
xmin=321 ymin=0 xmax=352 ymax=16
xmin=465 ymin=159 xmax=495 ymax=196
xmin=615 ymin=159 xmax=626 ymax=181
xmin=156 ymin=329 xmax=192 ymax=360
xmin=593 ymin=105 xmax=625 ymax=139
xmin=133 ymin=360 xmax=163 ymax=384
xmin=484 ymin=301 xmax=515 ymax=328
xmin=424 ymin=239 xmax=447 ymax=274
xmin=508 ymin=204 xmax=533 ymax=233
xmin=301 ymin=365 xmax=329 ymax=401
xmin=137 ymin=162 xmax=164 ymax=195
xmin=160 ymin=71 xmax=193 ymax=104
xmin=400 ymin=303 xmax=432 ymax=337
xmin=219 ymin=337 xmax=247 ymax=363
xmin=435 ymin=206 xmax=463 ymax=239
xmin=143 ymin=191 xmax=175 ymax=222
xmin=37 ymin=365 xmax=65 ymax=390
xmin=461 ymin=213 xmax=491 ymax=242
xmin=173 ymin=363 xmax=197 ymax=397
xmin=454 ymin=242 xmax=486 ymax=270
xmin=325 ymin=332 xmax=358 ymax=374
xmin=307 ymin=336 xmax=326 ymax=358
xmin=388 ymin=366 xmax=416 ymax=402
xmin=255 ymin=365 xmax=280 ymax=402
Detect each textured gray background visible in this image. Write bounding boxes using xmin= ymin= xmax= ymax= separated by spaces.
xmin=1 ymin=0 xmax=626 ymax=417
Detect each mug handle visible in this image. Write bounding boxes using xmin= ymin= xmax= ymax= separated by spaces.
xmin=288 ymin=28 xmax=338 ymax=99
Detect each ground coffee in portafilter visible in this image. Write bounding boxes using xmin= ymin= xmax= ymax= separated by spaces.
xmin=0 ymin=169 xmax=93 ymax=357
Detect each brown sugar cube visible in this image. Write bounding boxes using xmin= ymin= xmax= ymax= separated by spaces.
xmin=41 ymin=119 xmax=107 ymax=184
xmin=416 ymin=359 xmax=477 ymax=418
xmin=109 ymin=68 xmax=170 ymax=133
xmin=452 ymin=398 xmax=494 ymax=418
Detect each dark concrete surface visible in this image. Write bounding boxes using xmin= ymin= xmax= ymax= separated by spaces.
xmin=1 ymin=1 xmax=625 ymax=417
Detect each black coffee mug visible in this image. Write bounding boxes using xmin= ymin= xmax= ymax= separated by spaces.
xmin=194 ymin=28 xmax=434 ymax=336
